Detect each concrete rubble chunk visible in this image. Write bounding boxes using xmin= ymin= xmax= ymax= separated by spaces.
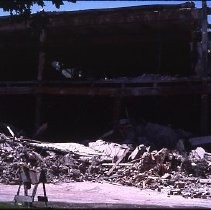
xmin=190 ymin=147 xmax=206 ymax=159
xmin=204 ymin=152 xmax=211 ymax=162
xmin=161 ymin=173 xmax=171 ymax=179
xmin=199 ymin=179 xmax=211 ymax=184
xmin=175 ymin=181 xmax=185 ymax=189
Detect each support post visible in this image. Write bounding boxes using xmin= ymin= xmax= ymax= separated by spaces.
xmin=201 ymin=0 xmax=208 ymax=76
xmin=42 ymin=182 xmax=48 ymax=207
xmin=200 ymin=94 xmax=208 ymax=135
xmin=37 ymin=29 xmax=46 ymax=82
xmin=35 ymin=95 xmax=43 ymax=130
xmin=113 ymin=97 xmax=122 ymax=128
xmin=35 ymin=28 xmax=47 ymax=131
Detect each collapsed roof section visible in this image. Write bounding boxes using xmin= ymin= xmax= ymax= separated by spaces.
xmin=0 ymin=2 xmax=201 ymax=81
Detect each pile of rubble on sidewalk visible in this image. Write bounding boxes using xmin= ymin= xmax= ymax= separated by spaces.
xmin=1 ymin=133 xmax=211 ymax=199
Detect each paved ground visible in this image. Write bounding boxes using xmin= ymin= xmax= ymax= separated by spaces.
xmin=0 ymin=182 xmax=211 ymax=208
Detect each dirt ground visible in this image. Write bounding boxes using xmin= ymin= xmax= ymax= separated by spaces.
xmin=0 ymin=182 xmax=211 ymax=208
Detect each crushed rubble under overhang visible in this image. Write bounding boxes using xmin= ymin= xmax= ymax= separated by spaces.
xmin=1 ymin=134 xmax=211 ymax=200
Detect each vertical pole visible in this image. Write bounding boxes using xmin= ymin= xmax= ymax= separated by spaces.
xmin=35 ymin=95 xmax=43 ymax=132
xmin=37 ymin=29 xmax=46 ymax=82
xmin=200 ymin=1 xmax=209 ymax=135
xmin=42 ymin=182 xmax=48 ymax=207
xmin=157 ymin=11 xmax=162 ymax=73
xmin=32 ymin=183 xmax=39 ymax=202
xmin=113 ymin=97 xmax=122 ymax=129
xmin=200 ymin=94 xmax=208 ymax=135
xmin=201 ymin=0 xmax=208 ymax=76
xmin=23 ymin=184 xmax=29 ymax=207
xmin=35 ymin=28 xmax=46 ymax=132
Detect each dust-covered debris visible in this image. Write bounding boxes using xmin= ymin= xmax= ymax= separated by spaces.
xmin=101 ymin=120 xmax=193 ymax=150
xmin=1 ymin=134 xmax=211 ymax=200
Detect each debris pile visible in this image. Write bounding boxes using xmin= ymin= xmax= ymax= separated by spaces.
xmin=1 ymin=135 xmax=211 ymax=199
xmin=100 ymin=120 xmax=192 ymax=150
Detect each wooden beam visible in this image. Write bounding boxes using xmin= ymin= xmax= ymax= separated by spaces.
xmin=48 ymin=6 xmax=195 ymax=29
xmin=0 ymin=84 xmax=210 ymax=96
xmin=38 ymin=85 xmax=209 ymax=96
xmin=0 ymin=78 xmax=207 ymax=86
xmin=0 ymin=3 xmax=197 ymax=33
xmin=0 ymin=87 xmax=35 ymax=95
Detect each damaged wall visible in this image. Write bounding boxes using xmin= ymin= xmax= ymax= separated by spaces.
xmin=0 ymin=2 xmax=199 ymax=80
xmin=0 ymin=2 xmax=209 ymax=142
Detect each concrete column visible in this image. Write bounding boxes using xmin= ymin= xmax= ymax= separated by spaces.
xmin=35 ymin=28 xmax=47 ymax=132
xmin=200 ymin=94 xmax=208 ymax=135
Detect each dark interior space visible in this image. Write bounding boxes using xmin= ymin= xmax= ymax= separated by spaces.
xmin=41 ymin=96 xmax=114 ymax=141
xmin=124 ymin=96 xmax=200 ymax=134
xmin=0 ymin=96 xmax=35 ymax=136
xmin=44 ymin=36 xmax=192 ymax=80
xmin=0 ymin=94 xmax=206 ymax=142
xmin=44 ymin=23 xmax=193 ymax=80
xmin=0 ymin=30 xmax=38 ymax=81
xmin=35 ymin=95 xmax=211 ymax=141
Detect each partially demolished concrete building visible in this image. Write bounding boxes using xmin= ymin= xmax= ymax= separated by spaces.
xmin=0 ymin=1 xmax=210 ymax=141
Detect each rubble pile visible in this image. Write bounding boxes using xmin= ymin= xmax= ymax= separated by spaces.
xmin=96 ymin=145 xmax=211 ymax=199
xmin=1 ymin=134 xmax=211 ymax=199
